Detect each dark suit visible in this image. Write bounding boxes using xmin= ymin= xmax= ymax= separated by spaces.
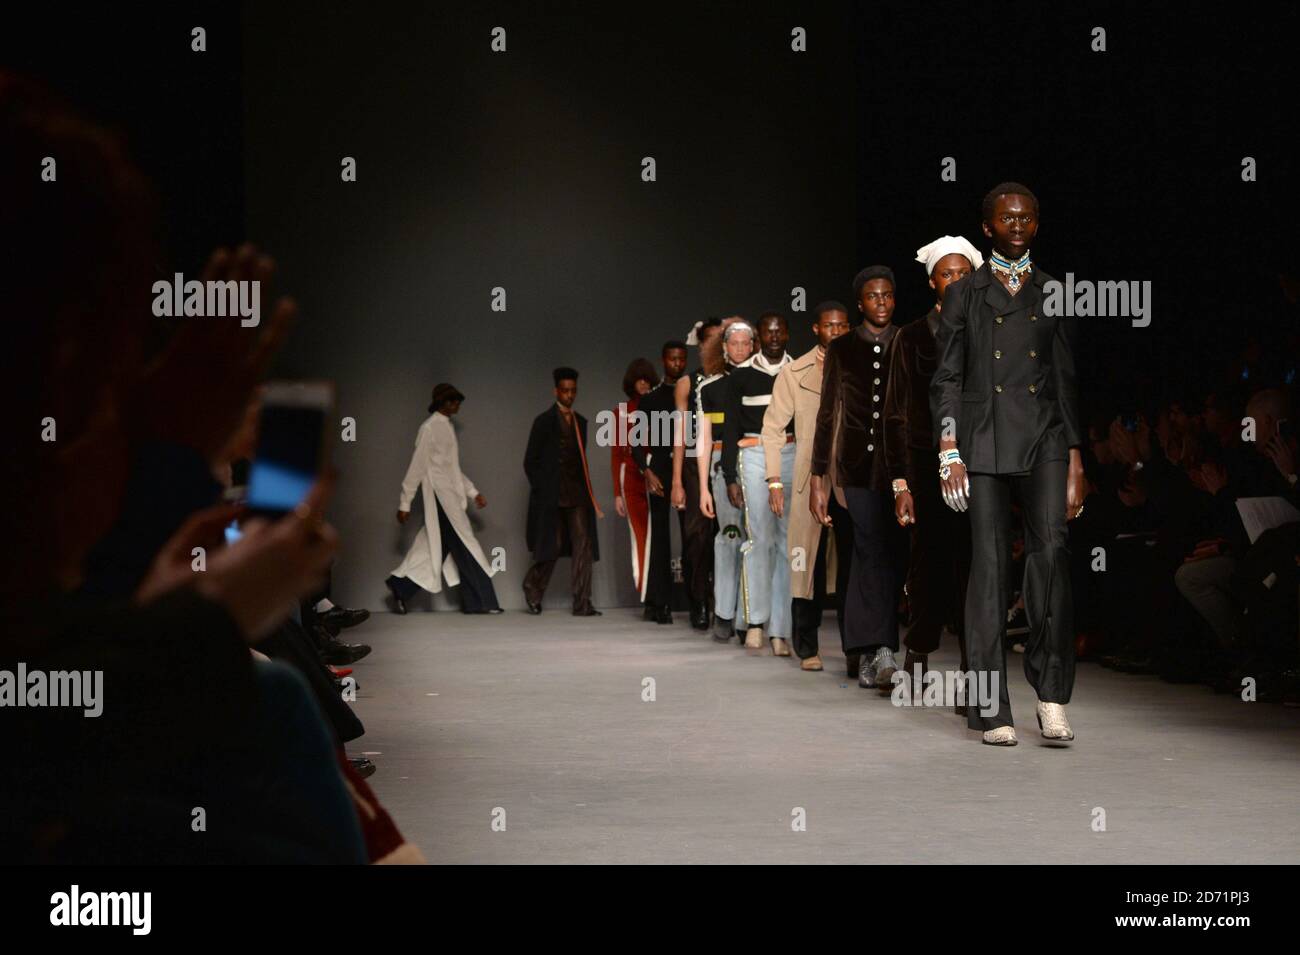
xmin=630 ymin=381 xmax=676 ymax=608
xmin=523 ymin=405 xmax=600 ymax=611
xmin=930 ymin=263 xmax=1081 ymax=730
xmin=884 ymin=311 xmax=970 ymax=659
xmin=812 ymin=324 xmax=899 ymax=653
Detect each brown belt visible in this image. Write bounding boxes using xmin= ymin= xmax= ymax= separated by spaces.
xmin=738 ymin=434 xmax=794 ymax=448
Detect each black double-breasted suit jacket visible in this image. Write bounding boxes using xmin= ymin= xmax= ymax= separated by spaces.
xmin=930 ymin=262 xmax=1082 ymax=475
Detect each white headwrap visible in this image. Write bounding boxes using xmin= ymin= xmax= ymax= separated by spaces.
xmin=914 ymin=235 xmax=984 ymax=275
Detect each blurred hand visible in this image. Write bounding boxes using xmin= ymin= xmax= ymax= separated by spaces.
xmin=614 ymin=495 xmax=627 ymax=518
xmin=1264 ymin=435 xmax=1297 ymax=479
xmin=700 ymin=487 xmax=716 ymax=520
xmin=645 ymin=471 xmax=665 ymax=497
xmin=940 ymin=460 xmax=970 ymax=512
xmin=894 ymin=490 xmax=914 ymax=527
xmin=397 ymin=510 xmax=410 ymax=524
xmin=768 ymin=485 xmax=784 ymax=518
xmin=810 ymin=475 xmax=831 ymax=527
xmin=671 ymin=482 xmax=686 ymax=511
xmin=139 ymin=476 xmax=339 ymax=641
xmin=474 ymin=494 xmax=487 ymax=509
xmin=726 ymin=481 xmax=743 ymax=510
xmin=127 ymin=244 xmax=296 ymax=464
xmin=135 ymin=503 xmax=241 ymax=607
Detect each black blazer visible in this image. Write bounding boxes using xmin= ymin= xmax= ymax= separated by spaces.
xmin=930 ymin=263 xmax=1082 ymax=475
xmin=629 ymin=381 xmax=676 ymax=485
xmin=883 ymin=312 xmax=941 ymax=479
xmin=523 ymin=405 xmax=601 ymax=562
xmin=812 ymin=326 xmax=895 ymax=491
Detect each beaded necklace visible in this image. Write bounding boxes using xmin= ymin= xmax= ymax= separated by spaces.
xmin=988 ymin=249 xmax=1032 ymax=292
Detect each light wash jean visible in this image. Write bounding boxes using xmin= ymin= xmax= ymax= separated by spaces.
xmin=738 ymin=441 xmax=794 ymax=639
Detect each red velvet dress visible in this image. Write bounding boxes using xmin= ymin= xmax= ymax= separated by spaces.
xmin=610 ymin=396 xmax=650 ymax=598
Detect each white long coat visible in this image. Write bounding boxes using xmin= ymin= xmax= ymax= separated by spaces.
xmin=390 ymin=413 xmax=494 ymax=592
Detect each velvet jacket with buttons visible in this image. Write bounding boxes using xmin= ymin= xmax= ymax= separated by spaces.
xmin=811 ymin=323 xmax=896 ymax=491
xmin=929 ymin=262 xmax=1082 ymax=475
xmin=883 ymin=309 xmax=942 ymax=480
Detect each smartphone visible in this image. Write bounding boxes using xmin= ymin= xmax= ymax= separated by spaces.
xmin=244 ymin=380 xmax=335 ymax=518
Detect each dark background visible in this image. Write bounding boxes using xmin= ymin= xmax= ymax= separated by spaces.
xmin=7 ymin=2 xmax=1297 ymax=609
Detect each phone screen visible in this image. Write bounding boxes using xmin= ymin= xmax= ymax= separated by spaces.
xmin=245 ymin=383 xmax=332 ymax=515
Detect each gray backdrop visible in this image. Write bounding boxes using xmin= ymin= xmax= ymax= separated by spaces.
xmin=242 ymin=5 xmax=856 ymax=610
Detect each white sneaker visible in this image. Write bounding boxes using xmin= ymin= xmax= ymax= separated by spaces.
xmin=982 ymin=726 xmax=1019 ymax=746
xmin=1036 ymin=701 xmax=1074 ymax=741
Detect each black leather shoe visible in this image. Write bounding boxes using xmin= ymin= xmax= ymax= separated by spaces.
xmin=526 ymin=601 xmax=542 ymax=615
xmin=655 ymin=605 xmax=672 ymax=625
xmin=846 ymin=653 xmax=861 ymax=680
xmin=348 ymin=756 xmax=377 ymax=779
xmin=322 ymin=606 xmax=371 ymax=631
xmin=642 ymin=604 xmax=657 ymax=621
xmin=573 ymin=607 xmax=602 ymax=616
xmin=385 ymin=580 xmax=408 ymax=615
xmin=712 ymin=616 xmax=733 ymax=643
xmin=319 ymin=638 xmax=372 ymax=665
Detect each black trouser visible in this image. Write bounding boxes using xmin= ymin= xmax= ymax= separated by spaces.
xmin=792 ymin=492 xmax=853 ymax=659
xmin=255 ymin=618 xmax=364 ymax=744
xmin=679 ymin=459 xmax=716 ymax=609
xmin=523 ymin=505 xmax=595 ymax=612
xmin=902 ymin=451 xmax=970 ymax=663
xmin=387 ymin=499 xmax=501 ymax=612
xmin=843 ymin=487 xmax=898 ymax=653
xmin=434 ymin=497 xmax=500 ymax=612
xmin=965 ymin=460 xmax=1075 ymax=731
xmin=644 ymin=480 xmax=673 ymax=608
xmin=300 ymin=565 xmax=333 ymax=630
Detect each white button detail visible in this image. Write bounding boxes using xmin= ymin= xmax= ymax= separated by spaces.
xmin=873 ymin=362 xmax=880 ymax=369
xmin=867 ymin=444 xmax=874 ymax=451
xmin=873 ymin=394 xmax=880 ymax=402
xmin=873 ymin=378 xmax=880 ymax=385
xmin=873 ymin=345 xmax=881 ymax=353
xmin=872 ymin=411 xmax=879 ymax=419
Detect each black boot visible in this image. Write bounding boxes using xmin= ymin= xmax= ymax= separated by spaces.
xmin=690 ymin=601 xmax=710 ymax=631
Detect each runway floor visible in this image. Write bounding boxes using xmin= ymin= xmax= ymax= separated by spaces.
xmin=353 ymin=609 xmax=1300 ymax=864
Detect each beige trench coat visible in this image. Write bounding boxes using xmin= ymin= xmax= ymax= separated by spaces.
xmin=760 ymin=346 xmax=839 ymax=600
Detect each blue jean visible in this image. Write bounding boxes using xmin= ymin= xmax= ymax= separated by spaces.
xmin=711 ymin=448 xmax=745 ymax=625
xmin=738 ymin=441 xmax=794 ymax=639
